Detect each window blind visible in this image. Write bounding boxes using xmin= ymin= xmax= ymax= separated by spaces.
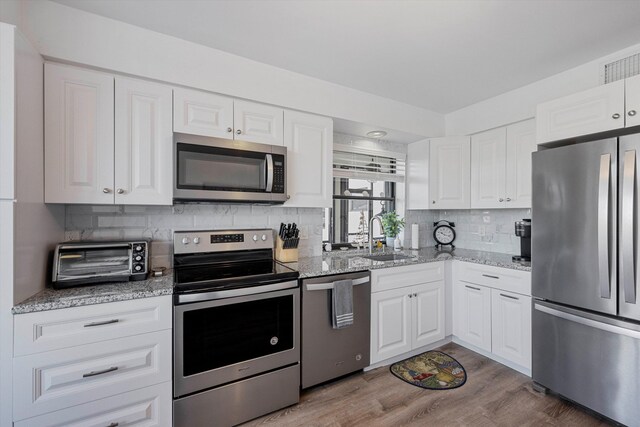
xmin=332 ymin=144 xmax=406 ymax=183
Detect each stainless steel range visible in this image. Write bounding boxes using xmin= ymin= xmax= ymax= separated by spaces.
xmin=172 ymin=229 xmax=300 ymax=427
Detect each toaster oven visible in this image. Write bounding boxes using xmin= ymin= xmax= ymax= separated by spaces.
xmin=52 ymin=241 xmax=149 ymax=289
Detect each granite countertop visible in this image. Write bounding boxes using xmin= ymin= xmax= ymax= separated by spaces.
xmin=12 ymin=272 xmax=174 ymax=314
xmin=291 ymin=247 xmax=531 ymax=279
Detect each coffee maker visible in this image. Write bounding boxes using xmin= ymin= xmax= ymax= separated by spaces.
xmin=513 ymin=219 xmax=531 ymax=262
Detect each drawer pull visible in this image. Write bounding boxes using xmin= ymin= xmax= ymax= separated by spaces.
xmin=84 ymin=319 xmax=120 ymax=328
xmin=82 ymin=366 xmax=118 ymax=378
xmin=107 ymin=423 xmax=119 ymax=427
xmin=465 ymin=285 xmax=481 ymax=291
xmin=500 ymin=293 xmax=519 ymax=300
xmin=482 ymin=274 xmax=500 ymax=279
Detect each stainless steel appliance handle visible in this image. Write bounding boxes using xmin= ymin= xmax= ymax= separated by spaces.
xmin=58 ymin=243 xmax=131 ymax=250
xmin=178 ymin=280 xmax=298 ymax=303
xmin=535 ymin=303 xmax=640 ymax=339
xmin=622 ymin=150 xmax=636 ymax=304
xmin=305 ymin=276 xmax=369 ymax=291
xmin=82 ymin=366 xmax=118 ymax=378
xmin=598 ymin=153 xmax=611 ymax=299
xmin=266 ymin=154 xmax=274 ymax=192
xmin=84 ymin=319 xmax=120 ymax=328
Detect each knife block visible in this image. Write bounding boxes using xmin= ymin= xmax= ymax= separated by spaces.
xmin=275 ymin=236 xmax=299 ymax=263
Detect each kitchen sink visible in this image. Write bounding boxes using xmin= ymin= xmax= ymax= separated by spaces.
xmin=360 ymin=253 xmax=413 ymax=262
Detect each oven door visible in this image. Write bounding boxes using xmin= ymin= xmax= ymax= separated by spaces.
xmin=173 ymin=133 xmax=286 ymax=203
xmin=173 ymin=284 xmax=300 ymax=397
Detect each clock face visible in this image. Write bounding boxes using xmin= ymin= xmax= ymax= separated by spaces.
xmin=434 ymin=226 xmax=455 ymax=245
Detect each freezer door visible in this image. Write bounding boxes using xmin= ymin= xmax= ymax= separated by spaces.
xmin=619 ymin=134 xmax=640 ymax=321
xmin=533 ymin=300 xmax=640 ymax=426
xmin=532 ymin=138 xmax=617 ymax=315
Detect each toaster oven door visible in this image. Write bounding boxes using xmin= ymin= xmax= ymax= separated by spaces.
xmin=54 ymin=244 xmax=132 ymax=285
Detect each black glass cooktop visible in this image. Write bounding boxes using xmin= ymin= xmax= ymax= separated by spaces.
xmin=173 ymin=249 xmax=299 ymax=294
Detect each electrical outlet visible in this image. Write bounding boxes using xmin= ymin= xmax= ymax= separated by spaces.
xmin=483 ymin=215 xmax=491 ymax=223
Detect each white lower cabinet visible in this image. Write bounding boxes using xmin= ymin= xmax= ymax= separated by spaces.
xmin=371 ymin=263 xmax=445 ymax=364
xmin=453 ymin=281 xmax=492 ymax=352
xmin=14 ymin=382 xmax=172 ymax=427
xmin=491 ymin=289 xmax=532 ymax=369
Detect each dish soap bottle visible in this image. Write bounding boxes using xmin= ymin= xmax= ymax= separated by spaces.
xmin=394 ymin=236 xmax=402 ymax=251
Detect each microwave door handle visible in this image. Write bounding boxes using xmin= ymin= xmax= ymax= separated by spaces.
xmin=266 ymin=154 xmax=274 ymax=192
xmin=622 ymin=150 xmax=636 ymax=303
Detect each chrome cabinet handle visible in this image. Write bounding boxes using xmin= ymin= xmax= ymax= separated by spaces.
xmin=227 ymin=127 xmax=233 ymax=132
xmin=629 ymin=110 xmax=637 ymax=117
xmin=103 ymin=188 xmax=111 ymax=194
xmin=621 ymin=150 xmax=636 ymax=304
xmin=116 ymin=188 xmax=124 ymax=194
xmin=83 ymin=366 xmax=118 ymax=378
xmin=84 ymin=319 xmax=119 ymax=328
xmin=498 ymin=198 xmax=504 ymax=202
xmin=465 ymin=285 xmax=481 ymax=291
xmin=482 ymin=274 xmax=499 ymax=279
xmin=408 ymin=294 xmax=413 ymax=298
xmin=612 ymin=113 xmax=621 ymax=119
xmin=598 ymin=153 xmax=612 ymax=299
xmin=500 ymin=293 xmax=519 ymax=300
xmin=432 ymin=200 xmax=436 ymax=204
xmin=107 ymin=423 xmax=119 ymax=427
xmin=413 ymin=293 xmax=418 ymax=297
xmin=506 ymin=197 xmax=512 ymax=202
xmin=236 ymin=129 xmax=242 ymax=135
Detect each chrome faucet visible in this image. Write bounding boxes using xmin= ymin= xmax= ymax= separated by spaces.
xmin=369 ymin=215 xmax=384 ymax=254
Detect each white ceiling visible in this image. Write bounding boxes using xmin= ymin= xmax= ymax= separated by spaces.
xmin=52 ymin=0 xmax=640 ymax=114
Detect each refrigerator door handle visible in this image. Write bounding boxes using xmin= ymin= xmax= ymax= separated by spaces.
xmin=598 ymin=153 xmax=612 ymax=299
xmin=622 ymin=150 xmax=636 ymax=304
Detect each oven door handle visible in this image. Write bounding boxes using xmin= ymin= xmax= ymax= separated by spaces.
xmin=266 ymin=154 xmax=274 ymax=193
xmin=177 ymin=280 xmax=298 ymax=304
xmin=305 ymin=276 xmax=369 ymax=291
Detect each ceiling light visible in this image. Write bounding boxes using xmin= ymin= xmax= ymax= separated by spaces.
xmin=366 ymin=130 xmax=387 ymax=138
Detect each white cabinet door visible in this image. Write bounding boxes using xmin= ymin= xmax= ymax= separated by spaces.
xmin=536 ymin=80 xmax=625 ymax=144
xmin=173 ymin=88 xmax=234 ymax=138
xmin=406 ymin=139 xmax=430 ymax=210
xmin=234 ymin=100 xmax=284 ymax=145
xmin=44 ymin=63 xmax=114 ymax=204
xmin=429 ymin=136 xmax=470 ymax=209
xmin=411 ymin=281 xmax=445 ymax=349
xmin=491 ymin=289 xmax=531 ymax=369
xmin=626 ymin=74 xmax=640 ymax=128
xmin=470 ymin=128 xmax=506 ymax=208
xmin=505 ymin=119 xmax=536 ymax=208
xmin=115 ymin=77 xmax=173 ymax=205
xmin=453 ymin=281 xmax=491 ymax=352
xmin=371 ymin=287 xmax=412 ymax=364
xmin=284 ymin=110 xmax=333 ymax=207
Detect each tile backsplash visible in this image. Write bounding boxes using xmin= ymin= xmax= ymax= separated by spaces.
xmin=65 ymin=204 xmax=324 ymax=269
xmin=404 ymin=208 xmax=531 ymax=254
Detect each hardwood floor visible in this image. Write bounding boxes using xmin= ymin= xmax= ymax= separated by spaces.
xmin=243 ymin=343 xmax=613 ymax=427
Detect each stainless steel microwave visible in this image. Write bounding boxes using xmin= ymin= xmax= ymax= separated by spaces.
xmin=173 ymin=133 xmax=287 ymax=204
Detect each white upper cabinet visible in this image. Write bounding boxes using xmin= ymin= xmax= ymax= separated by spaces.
xmin=173 ymin=88 xmax=234 ymax=138
xmin=505 ymin=119 xmax=536 ymax=208
xmin=429 ymin=136 xmax=470 ymax=209
xmin=45 ymin=63 xmax=115 ymax=204
xmin=406 ymin=139 xmax=430 ymax=210
xmin=470 ymin=127 xmax=507 ymax=209
xmin=626 ymin=74 xmax=640 ymax=128
xmin=234 ymin=100 xmax=284 ymax=145
xmin=284 ymin=110 xmax=333 ymax=207
xmin=115 ymin=77 xmax=173 ymax=205
xmin=536 ymin=79 xmax=625 ymax=144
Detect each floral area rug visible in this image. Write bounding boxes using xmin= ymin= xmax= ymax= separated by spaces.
xmin=389 ymin=350 xmax=467 ymax=390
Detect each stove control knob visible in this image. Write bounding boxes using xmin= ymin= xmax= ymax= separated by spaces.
xmin=261 ymin=234 xmax=267 ymax=241
xmin=134 ymin=255 xmax=143 ymax=262
xmin=193 ymin=237 xmax=200 ymax=244
xmin=182 ymin=237 xmax=190 ymax=245
xmin=252 ymin=235 xmax=258 ymax=242
xmin=134 ymin=264 xmax=144 ymax=272
xmin=134 ymin=245 xmax=144 ymax=252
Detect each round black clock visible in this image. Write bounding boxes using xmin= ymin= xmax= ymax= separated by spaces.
xmin=433 ymin=220 xmax=456 ymax=248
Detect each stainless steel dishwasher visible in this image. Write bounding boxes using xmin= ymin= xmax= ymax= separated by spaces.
xmin=301 ymin=271 xmax=371 ymax=389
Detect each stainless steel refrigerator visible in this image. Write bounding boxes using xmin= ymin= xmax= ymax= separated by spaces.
xmin=532 ymin=135 xmax=640 ymax=426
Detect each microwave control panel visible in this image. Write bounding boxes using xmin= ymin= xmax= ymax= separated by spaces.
xmin=272 ymin=156 xmax=285 ymax=194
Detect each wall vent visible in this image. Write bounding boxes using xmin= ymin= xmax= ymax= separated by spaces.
xmin=604 ymin=52 xmax=640 ymax=84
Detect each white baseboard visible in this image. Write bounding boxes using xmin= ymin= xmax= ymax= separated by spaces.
xmin=452 ymin=336 xmax=531 ymax=377
xmin=365 ymin=336 xmax=453 ymax=371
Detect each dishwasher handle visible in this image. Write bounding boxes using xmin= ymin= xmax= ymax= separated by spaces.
xmin=305 ymin=276 xmax=369 ymax=291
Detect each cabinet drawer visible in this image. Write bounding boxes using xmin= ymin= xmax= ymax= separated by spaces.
xmin=15 ymin=381 xmax=172 ymax=427
xmin=14 ymin=296 xmax=171 ymax=356
xmin=13 ymin=330 xmax=171 ymax=420
xmin=371 ymin=262 xmax=444 ymax=293
xmin=455 ymin=261 xmax=531 ymax=296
